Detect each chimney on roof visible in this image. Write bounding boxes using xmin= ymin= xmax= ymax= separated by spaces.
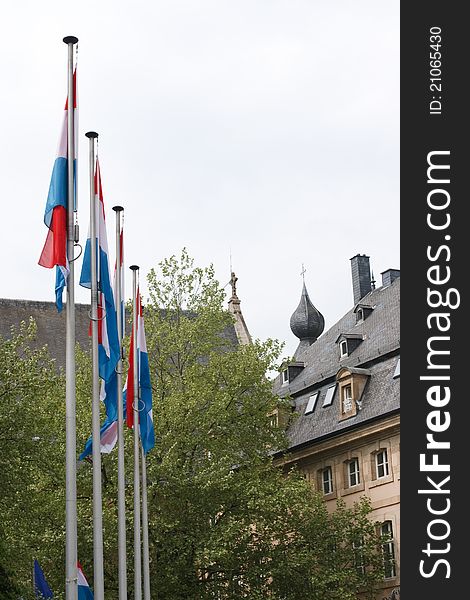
xmin=381 ymin=268 xmax=400 ymax=287
xmin=350 ymin=254 xmax=372 ymax=304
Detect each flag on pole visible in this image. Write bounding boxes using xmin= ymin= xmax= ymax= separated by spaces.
xmin=79 ymin=159 xmax=120 ymax=382
xmin=39 ymin=70 xmax=77 ymax=312
xmin=34 ymin=559 xmax=53 ymax=598
xmin=125 ymin=289 xmax=155 ymax=454
xmin=79 ymin=214 xmax=125 ymax=460
xmin=77 ymin=562 xmax=94 ymax=600
xmin=113 ymin=225 xmax=125 ymax=337
xmin=79 ymin=378 xmax=120 ymax=459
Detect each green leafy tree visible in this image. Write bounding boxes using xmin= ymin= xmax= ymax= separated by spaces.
xmin=0 ymin=252 xmax=386 ymax=599
xmin=0 ymin=319 xmax=66 ymax=598
xmin=140 ymin=250 xmax=385 ymax=599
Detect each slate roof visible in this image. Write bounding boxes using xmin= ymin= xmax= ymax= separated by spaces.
xmin=0 ymin=299 xmax=92 ymax=368
xmin=275 ymin=277 xmax=400 ymax=451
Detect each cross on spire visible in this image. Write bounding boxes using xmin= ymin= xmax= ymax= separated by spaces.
xmin=300 ymin=264 xmax=306 ymax=283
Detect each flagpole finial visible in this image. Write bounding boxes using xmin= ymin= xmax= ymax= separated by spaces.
xmin=85 ymin=131 xmax=99 ymax=139
xmin=63 ymin=36 xmax=79 ymax=45
xmin=130 ymin=265 xmax=139 ymax=271
xmin=112 ymin=205 xmax=124 ymax=212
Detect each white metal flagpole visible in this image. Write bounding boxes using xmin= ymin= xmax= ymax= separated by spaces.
xmin=63 ymin=34 xmax=78 ymax=600
xmin=130 ymin=264 xmax=142 ymax=600
xmin=85 ymin=131 xmax=105 ymax=599
xmin=141 ymin=445 xmax=151 ymax=600
xmin=112 ymin=205 xmax=127 ymax=600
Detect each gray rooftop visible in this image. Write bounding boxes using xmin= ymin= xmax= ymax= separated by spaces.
xmin=275 ymin=277 xmax=400 ymax=450
xmin=0 ymin=298 xmax=239 ymax=369
xmin=0 ymin=298 xmax=92 ymax=368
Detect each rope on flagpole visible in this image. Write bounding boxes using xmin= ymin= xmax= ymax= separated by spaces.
xmin=68 ymin=243 xmax=83 ymax=262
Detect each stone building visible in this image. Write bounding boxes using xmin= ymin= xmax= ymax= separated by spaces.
xmin=274 ymin=254 xmax=400 ymax=600
xmin=0 ymin=275 xmax=249 ymax=367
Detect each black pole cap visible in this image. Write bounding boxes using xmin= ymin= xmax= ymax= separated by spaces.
xmin=129 ymin=265 xmax=140 ymax=271
xmin=85 ymin=131 xmax=99 ymax=139
xmin=112 ymin=206 xmax=124 ymax=212
xmin=63 ymin=36 xmax=79 ymax=45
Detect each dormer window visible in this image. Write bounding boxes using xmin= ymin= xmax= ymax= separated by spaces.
xmin=280 ymin=362 xmax=305 ymax=386
xmin=335 ymin=333 xmax=363 ymax=358
xmin=336 ymin=366 xmax=371 ymax=421
xmin=354 ymin=303 xmax=374 ymax=323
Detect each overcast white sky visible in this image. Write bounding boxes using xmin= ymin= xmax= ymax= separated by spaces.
xmin=0 ymin=1 xmax=399 ymax=358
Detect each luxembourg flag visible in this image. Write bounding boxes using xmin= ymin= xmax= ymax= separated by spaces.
xmin=79 ymin=159 xmax=120 ymax=383
xmin=79 ymin=222 xmax=126 ymax=459
xmin=39 ymin=69 xmax=77 ymax=312
xmin=77 ymin=562 xmax=94 ymax=600
xmin=125 ymin=288 xmax=155 ymax=454
xmin=113 ymin=225 xmax=125 ymax=337
xmin=79 ymin=378 xmax=120 ymax=460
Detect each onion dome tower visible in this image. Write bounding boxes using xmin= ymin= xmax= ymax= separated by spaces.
xmin=290 ymin=281 xmax=325 ymax=354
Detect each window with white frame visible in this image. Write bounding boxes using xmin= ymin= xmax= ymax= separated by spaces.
xmin=322 ymin=384 xmax=336 ymax=407
xmin=322 ymin=466 xmax=333 ymax=495
xmin=340 ymin=340 xmax=348 ymax=357
xmin=381 ymin=521 xmax=397 ymax=578
xmin=281 ymin=369 xmax=289 ymax=384
xmin=376 ymin=449 xmax=389 ymax=479
xmin=356 ymin=308 xmax=364 ymax=323
xmin=342 ymin=384 xmax=353 ymax=413
xmin=393 ymin=358 xmax=400 ymax=378
xmin=305 ymin=392 xmax=319 ymax=415
xmin=348 ymin=458 xmax=361 ymax=487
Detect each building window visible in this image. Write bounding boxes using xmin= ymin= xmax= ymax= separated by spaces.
xmin=381 ymin=521 xmax=397 ymax=578
xmin=322 ymin=384 xmax=336 ymax=407
xmin=342 ymin=384 xmax=353 ymax=413
xmin=322 ymin=467 xmax=333 ymax=495
xmin=376 ymin=449 xmax=389 ymax=479
xmin=393 ymin=358 xmax=400 ymax=378
xmin=340 ymin=340 xmax=348 ymax=357
xmin=348 ymin=458 xmax=360 ymax=487
xmin=305 ymin=392 xmax=319 ymax=415
xmin=356 ymin=308 xmax=364 ymax=323
xmin=281 ymin=369 xmax=289 ymax=384
xmin=269 ymin=413 xmax=278 ymax=428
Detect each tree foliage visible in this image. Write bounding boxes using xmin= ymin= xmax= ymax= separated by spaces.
xmin=0 ymin=251 xmax=386 ymax=599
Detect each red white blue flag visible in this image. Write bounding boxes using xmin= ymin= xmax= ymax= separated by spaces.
xmin=77 ymin=562 xmax=94 ymax=600
xmin=39 ymin=70 xmax=77 ymax=312
xmin=79 ymin=378 xmax=120 ymax=460
xmin=79 ymin=215 xmax=125 ymax=460
xmin=113 ymin=225 xmax=125 ymax=337
xmin=79 ymin=159 xmax=120 ymax=383
xmin=125 ymin=288 xmax=155 ymax=454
